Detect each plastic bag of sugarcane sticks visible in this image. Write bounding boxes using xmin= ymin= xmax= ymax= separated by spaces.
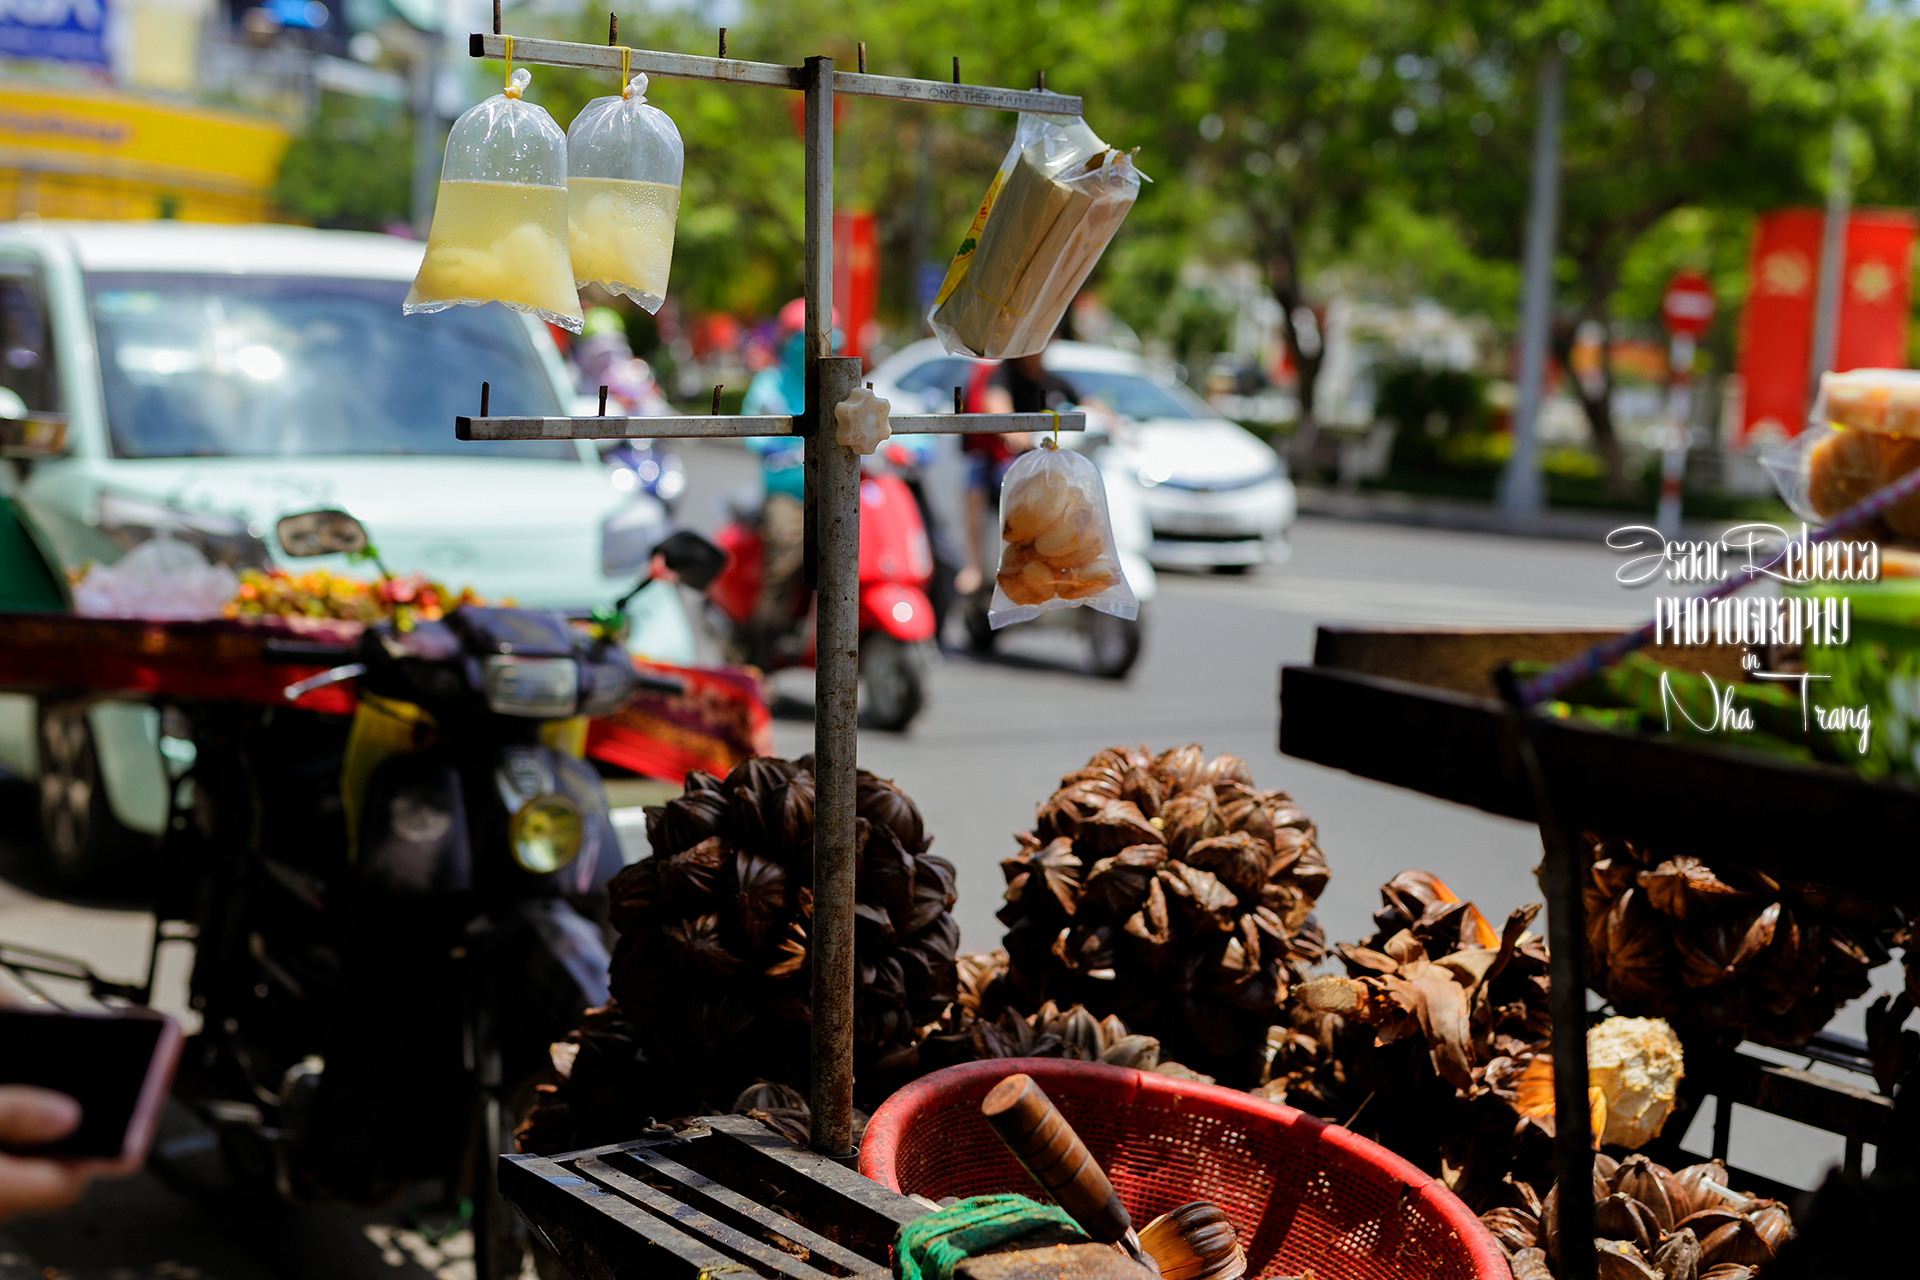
xmin=930 ymin=113 xmax=1146 ymax=359
xmin=990 ymin=439 xmax=1137 ymax=627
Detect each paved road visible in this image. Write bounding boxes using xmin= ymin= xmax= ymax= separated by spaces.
xmin=0 ymin=462 xmax=1890 ymax=1271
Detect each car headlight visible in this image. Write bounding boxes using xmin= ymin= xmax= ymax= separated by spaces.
xmin=601 ymin=498 xmax=669 ymax=577
xmin=509 ymin=793 xmax=583 ymax=873
xmin=482 ymin=655 xmax=579 ymax=717
xmin=97 ymin=493 xmax=272 ymax=568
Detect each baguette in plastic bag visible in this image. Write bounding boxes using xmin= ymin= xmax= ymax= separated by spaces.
xmin=930 ymin=113 xmax=1144 ymax=359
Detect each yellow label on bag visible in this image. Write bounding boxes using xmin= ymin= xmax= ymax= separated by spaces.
xmin=932 ymin=167 xmax=1007 ymax=307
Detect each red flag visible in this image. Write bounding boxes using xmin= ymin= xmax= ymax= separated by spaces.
xmin=833 ymin=210 xmax=879 ymax=361
xmin=1735 ymin=208 xmax=1917 ymax=447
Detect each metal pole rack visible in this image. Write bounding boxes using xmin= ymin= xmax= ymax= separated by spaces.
xmin=459 ymin=22 xmax=1088 ymax=1160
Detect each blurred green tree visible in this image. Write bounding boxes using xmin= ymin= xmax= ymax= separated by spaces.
xmin=1385 ymin=0 xmax=1909 ymax=493
xmin=273 ymin=93 xmax=414 ymax=231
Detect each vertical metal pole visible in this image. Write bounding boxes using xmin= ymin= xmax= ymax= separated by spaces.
xmin=1500 ymin=49 xmax=1564 ymax=517
xmin=803 ymin=53 xmax=860 ymax=1160
xmin=1494 ymin=669 xmax=1593 ymax=1280
xmin=1806 ymin=117 xmax=1852 ymax=422
xmin=1657 ymin=333 xmax=1694 ymax=536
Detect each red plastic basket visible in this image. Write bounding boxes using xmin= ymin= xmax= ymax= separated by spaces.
xmin=860 ymin=1059 xmax=1505 ymax=1280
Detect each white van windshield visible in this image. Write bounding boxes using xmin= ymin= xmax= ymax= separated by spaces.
xmin=88 ymin=274 xmax=573 ymax=460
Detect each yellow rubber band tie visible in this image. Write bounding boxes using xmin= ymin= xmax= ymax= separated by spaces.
xmin=1050 ymin=407 xmax=1059 ymax=447
xmin=504 ymin=35 xmax=514 ymax=90
xmin=621 ymin=45 xmax=632 ymax=91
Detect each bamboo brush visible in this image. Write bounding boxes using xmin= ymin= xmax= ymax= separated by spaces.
xmin=1137 ymin=1202 xmax=1246 ymax=1280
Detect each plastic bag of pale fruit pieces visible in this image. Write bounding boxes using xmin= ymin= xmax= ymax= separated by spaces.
xmin=1764 ymin=369 xmax=1920 ymax=536
xmin=567 ymin=74 xmax=684 ymax=314
xmin=990 ymin=440 xmax=1137 ymax=627
xmin=405 ymin=67 xmax=584 ymax=332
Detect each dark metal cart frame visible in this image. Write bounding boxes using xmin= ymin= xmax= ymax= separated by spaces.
xmin=460 ymin=18 xmax=1090 ymax=1158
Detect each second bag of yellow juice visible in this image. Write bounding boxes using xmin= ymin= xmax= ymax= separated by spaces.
xmin=406 ymin=67 xmax=583 ymax=331
xmin=567 ymin=74 xmax=684 ymax=314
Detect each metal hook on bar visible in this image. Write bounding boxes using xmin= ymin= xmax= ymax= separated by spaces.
xmin=857 ymin=42 xmax=866 ymax=74
xmin=952 ymin=55 xmax=960 ymax=84
xmin=608 ymin=11 xmax=616 ymax=44
xmin=1036 ymin=69 xmax=1045 ymax=90
xmin=492 ymin=0 xmax=500 ymax=34
xmin=711 ymin=385 xmax=723 ymax=414
xmin=718 ymin=27 xmax=727 ymax=58
xmin=480 ymin=381 xmax=490 ymax=416
xmin=954 ymin=385 xmax=963 ymax=414
xmin=598 ymin=386 xmax=609 ymax=416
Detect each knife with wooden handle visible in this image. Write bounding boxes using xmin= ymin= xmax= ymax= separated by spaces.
xmin=981 ymin=1073 xmax=1157 ymax=1274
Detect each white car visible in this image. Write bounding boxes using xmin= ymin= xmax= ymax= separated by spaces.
xmin=869 ymin=339 xmax=1294 ymax=571
xmin=0 ymin=222 xmax=672 ymax=883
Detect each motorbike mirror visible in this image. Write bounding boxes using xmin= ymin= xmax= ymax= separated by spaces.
xmin=653 ymin=530 xmax=727 ymax=592
xmin=277 ymin=509 xmax=369 ymax=558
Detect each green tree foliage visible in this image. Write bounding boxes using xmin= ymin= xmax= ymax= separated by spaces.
xmin=1383 ymin=0 xmax=1909 ymax=490
xmin=273 ymin=93 xmax=414 ymax=231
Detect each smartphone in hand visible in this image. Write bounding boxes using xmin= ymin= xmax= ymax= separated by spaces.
xmin=0 ymin=1007 xmax=182 ymax=1173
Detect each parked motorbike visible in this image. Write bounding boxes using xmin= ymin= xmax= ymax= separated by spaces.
xmin=68 ymin=510 xmax=675 ymax=1280
xmin=698 ymin=465 xmax=937 ymax=731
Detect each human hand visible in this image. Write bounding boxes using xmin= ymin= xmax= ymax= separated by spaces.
xmin=0 ymin=1086 xmax=89 ymax=1219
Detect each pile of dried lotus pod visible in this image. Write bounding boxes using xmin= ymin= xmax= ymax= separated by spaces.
xmin=916 ymin=950 xmax=1214 ymax=1081
xmin=1580 ymin=832 xmax=1902 ymax=1048
xmin=517 ymin=756 xmax=960 ymax=1151
xmin=992 ymin=744 xmax=1330 ymax=1085
xmin=1287 ymin=870 xmax=1564 ymax=1206
xmin=1484 ymin=1154 xmax=1793 ymax=1280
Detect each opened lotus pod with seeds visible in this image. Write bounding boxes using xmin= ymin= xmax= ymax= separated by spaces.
xmin=567 ymin=73 xmax=684 ymax=314
xmin=406 ymin=66 xmax=584 ymax=332
xmin=990 ymin=440 xmax=1137 ymax=627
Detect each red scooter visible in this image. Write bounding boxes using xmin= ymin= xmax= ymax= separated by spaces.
xmin=704 ymin=455 xmax=937 ymax=730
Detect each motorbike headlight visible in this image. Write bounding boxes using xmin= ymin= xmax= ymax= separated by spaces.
xmin=97 ymin=493 xmax=272 ymax=568
xmin=601 ymin=498 xmax=669 ymax=577
xmin=482 ymin=655 xmax=579 ymax=717
xmin=509 ymin=793 xmax=582 ymax=873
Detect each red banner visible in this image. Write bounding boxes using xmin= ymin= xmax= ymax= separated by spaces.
xmin=1736 ymin=208 xmax=1917 ymax=446
xmin=834 ymin=210 xmax=878 ymax=361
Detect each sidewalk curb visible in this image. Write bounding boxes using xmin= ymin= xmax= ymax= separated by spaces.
xmin=1295 ymin=485 xmax=1732 ymax=543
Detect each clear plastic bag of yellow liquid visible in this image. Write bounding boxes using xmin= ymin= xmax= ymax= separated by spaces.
xmin=406 ymin=67 xmax=584 ymax=332
xmin=567 ymin=74 xmax=684 ymax=314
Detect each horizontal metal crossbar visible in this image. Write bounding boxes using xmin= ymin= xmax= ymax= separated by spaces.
xmin=454 ymin=411 xmax=1086 ymax=441
xmin=468 ymin=34 xmax=1084 ymax=114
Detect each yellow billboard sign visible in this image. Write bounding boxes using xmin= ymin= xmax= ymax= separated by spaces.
xmin=0 ymin=85 xmax=290 ymax=223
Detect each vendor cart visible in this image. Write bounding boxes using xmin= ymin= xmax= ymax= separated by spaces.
xmin=1280 ymin=623 xmax=1918 ymax=1274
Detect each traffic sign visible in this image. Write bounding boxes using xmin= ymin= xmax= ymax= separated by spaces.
xmin=1662 ymin=269 xmax=1716 ymax=337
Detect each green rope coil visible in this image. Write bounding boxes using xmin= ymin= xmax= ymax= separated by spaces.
xmin=894 ymin=1193 xmax=1088 ymax=1280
